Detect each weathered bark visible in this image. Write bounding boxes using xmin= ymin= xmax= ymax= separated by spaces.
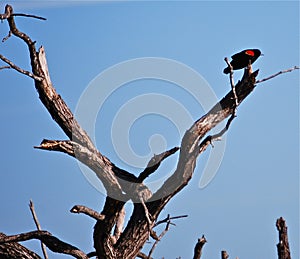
xmin=0 ymin=233 xmax=41 ymax=259
xmin=0 ymin=231 xmax=88 ymax=259
xmin=276 ymin=217 xmax=291 ymax=259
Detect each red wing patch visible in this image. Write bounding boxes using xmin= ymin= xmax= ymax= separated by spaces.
xmin=245 ymin=50 xmax=255 ymax=56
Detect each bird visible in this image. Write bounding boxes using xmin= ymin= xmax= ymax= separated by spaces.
xmin=223 ymin=49 xmax=262 ymax=74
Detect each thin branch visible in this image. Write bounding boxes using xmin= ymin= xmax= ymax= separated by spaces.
xmin=148 ymin=215 xmax=172 ymax=258
xmin=29 ymin=200 xmax=48 ymax=259
xmin=12 ymin=13 xmax=47 ymax=20
xmin=0 ymin=54 xmax=43 ymax=81
xmin=193 ymin=235 xmax=207 ymax=259
xmin=0 ymin=232 xmax=42 ymax=259
xmin=0 ymin=231 xmax=89 ymax=259
xmin=2 ymin=30 xmax=12 ymax=42
xmin=224 ymin=57 xmax=238 ymax=106
xmin=0 ymin=65 xmax=11 ymax=70
xmin=137 ymin=147 xmax=179 ymax=183
xmin=70 ymin=205 xmax=105 ymax=221
xmin=256 ymin=66 xmax=299 ymax=83
xmin=154 ymin=214 xmax=188 ymax=227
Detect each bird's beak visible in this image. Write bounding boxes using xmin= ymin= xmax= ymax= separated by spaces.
xmin=261 ymin=53 xmax=264 ymax=56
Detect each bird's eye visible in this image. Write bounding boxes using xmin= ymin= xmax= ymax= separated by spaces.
xmin=245 ymin=50 xmax=255 ymax=56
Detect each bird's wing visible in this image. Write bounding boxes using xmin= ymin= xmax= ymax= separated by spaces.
xmin=231 ymin=51 xmax=243 ymax=59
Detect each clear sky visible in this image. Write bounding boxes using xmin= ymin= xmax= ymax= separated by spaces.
xmin=0 ymin=1 xmax=299 ymax=259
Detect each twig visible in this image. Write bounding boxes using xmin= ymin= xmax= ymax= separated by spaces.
xmin=137 ymin=147 xmax=179 ymax=183
xmin=256 ymin=66 xmax=299 ymax=83
xmin=0 ymin=230 xmax=89 ymax=259
xmin=12 ymin=13 xmax=47 ymax=21
xmin=0 ymin=65 xmax=11 ymax=70
xmin=29 ymin=200 xmax=48 ymax=259
xmin=198 ymin=111 xmax=236 ymax=154
xmin=148 ymin=215 xmax=172 ymax=258
xmin=193 ymin=235 xmax=207 ymax=259
xmin=2 ymin=30 xmax=12 ymax=42
xmin=154 ymin=214 xmax=188 ymax=227
xmin=0 ymin=54 xmax=43 ymax=81
xmin=224 ymin=57 xmax=238 ymax=107
xmin=70 ymin=205 xmax=105 ymax=221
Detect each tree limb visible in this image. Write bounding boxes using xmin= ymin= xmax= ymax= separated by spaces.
xmin=276 ymin=217 xmax=291 ymax=259
xmin=70 ymin=205 xmax=105 ymax=221
xmin=137 ymin=147 xmax=179 ymax=183
xmin=0 ymin=231 xmax=89 ymax=259
xmin=0 ymin=232 xmax=41 ymax=259
xmin=193 ymin=235 xmax=207 ymax=259
xmin=148 ymin=215 xmax=172 ymax=258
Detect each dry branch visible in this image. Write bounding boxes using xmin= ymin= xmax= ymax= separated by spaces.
xmin=256 ymin=66 xmax=299 ymax=84
xmin=137 ymin=147 xmax=179 ymax=182
xmin=29 ymin=200 xmax=48 ymax=259
xmin=0 ymin=232 xmax=41 ymax=259
xmin=0 ymin=231 xmax=89 ymax=259
xmin=193 ymin=235 xmax=207 ymax=259
xmin=70 ymin=205 xmax=105 ymax=221
xmin=276 ymin=217 xmax=291 ymax=259
xmin=0 ymin=53 xmax=43 ymax=80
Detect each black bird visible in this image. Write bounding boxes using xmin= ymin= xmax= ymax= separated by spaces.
xmin=223 ymin=49 xmax=262 ymax=74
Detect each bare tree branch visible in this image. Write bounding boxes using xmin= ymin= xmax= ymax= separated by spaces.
xmin=256 ymin=66 xmax=299 ymax=84
xmin=0 ymin=231 xmax=89 ymax=259
xmin=70 ymin=205 xmax=105 ymax=221
xmin=137 ymin=147 xmax=179 ymax=183
xmin=193 ymin=235 xmax=207 ymax=259
xmin=276 ymin=217 xmax=291 ymax=259
xmin=0 ymin=54 xmax=43 ymax=80
xmin=12 ymin=13 xmax=46 ymax=20
xmin=29 ymin=200 xmax=48 ymax=259
xmin=0 ymin=65 xmax=10 ymax=70
xmin=148 ymin=215 xmax=172 ymax=258
xmin=0 ymin=232 xmax=42 ymax=259
xmin=224 ymin=57 xmax=238 ymax=106
xmin=154 ymin=214 xmax=188 ymax=227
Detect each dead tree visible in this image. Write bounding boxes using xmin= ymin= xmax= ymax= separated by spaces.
xmin=0 ymin=4 xmax=298 ymax=259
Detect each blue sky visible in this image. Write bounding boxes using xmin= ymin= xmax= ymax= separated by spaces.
xmin=0 ymin=1 xmax=299 ymax=258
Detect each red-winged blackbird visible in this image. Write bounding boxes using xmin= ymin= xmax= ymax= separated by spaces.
xmin=223 ymin=49 xmax=262 ymax=74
